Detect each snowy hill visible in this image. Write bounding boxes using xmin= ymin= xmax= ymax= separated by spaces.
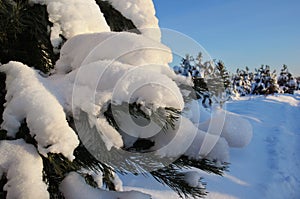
xmin=122 ymin=93 xmax=300 ymax=199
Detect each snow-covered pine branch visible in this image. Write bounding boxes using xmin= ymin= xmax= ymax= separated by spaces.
xmin=60 ymin=172 xmax=151 ymax=199
xmin=0 ymin=62 xmax=79 ymax=161
xmin=0 ymin=139 xmax=49 ymax=199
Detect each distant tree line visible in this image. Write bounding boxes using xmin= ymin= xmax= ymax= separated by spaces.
xmin=174 ymin=53 xmax=299 ymax=104
xmin=232 ymin=64 xmax=298 ymax=96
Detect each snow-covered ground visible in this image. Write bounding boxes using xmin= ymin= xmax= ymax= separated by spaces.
xmin=122 ymin=92 xmax=300 ymax=199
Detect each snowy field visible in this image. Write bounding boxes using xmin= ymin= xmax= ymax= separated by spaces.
xmin=122 ymin=92 xmax=300 ymax=199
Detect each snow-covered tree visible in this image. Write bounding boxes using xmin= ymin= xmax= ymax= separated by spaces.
xmin=250 ymin=65 xmax=279 ymax=95
xmin=174 ymin=54 xmax=233 ymax=107
xmin=233 ymin=65 xmax=279 ymax=96
xmin=209 ymin=60 xmax=233 ymax=105
xmin=277 ymin=64 xmax=297 ymax=94
xmin=0 ymin=1 xmax=252 ymax=198
xmin=232 ymin=67 xmax=253 ymax=96
xmin=296 ymin=77 xmax=300 ymax=90
xmin=174 ymin=53 xmax=211 ymax=106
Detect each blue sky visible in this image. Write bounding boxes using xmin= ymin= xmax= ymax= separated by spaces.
xmin=153 ymin=0 xmax=300 ymax=76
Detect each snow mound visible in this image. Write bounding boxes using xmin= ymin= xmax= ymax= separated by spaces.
xmin=55 ymin=32 xmax=172 ymax=74
xmin=220 ymin=111 xmax=253 ymax=148
xmin=185 ymin=130 xmax=230 ymax=163
xmin=265 ymin=95 xmax=299 ymax=107
xmin=205 ymin=136 xmax=230 ymax=162
xmin=150 ymin=116 xmax=198 ymax=158
xmin=0 ymin=61 xmax=79 ymax=160
xmin=108 ymin=0 xmax=161 ymax=41
xmin=199 ymin=108 xmax=253 ymax=148
xmin=151 ymin=116 xmax=230 ymax=163
xmin=0 ymin=139 xmax=49 ymax=199
xmin=30 ymin=0 xmax=110 ymax=47
xmin=60 ymin=172 xmax=151 ymax=199
xmin=183 ymin=99 xmax=211 ymax=124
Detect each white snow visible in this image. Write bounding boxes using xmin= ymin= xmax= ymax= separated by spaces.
xmin=201 ymin=135 xmax=230 ymax=163
xmin=264 ymin=94 xmax=299 ymax=107
xmin=183 ymin=99 xmax=211 ymax=124
xmin=198 ymin=108 xmax=253 ymax=148
xmin=0 ymin=62 xmax=79 ymax=161
xmin=55 ymin=32 xmax=172 ymax=74
xmin=0 ymin=139 xmax=49 ymax=199
xmin=60 ymin=172 xmax=151 ymax=199
xmin=184 ymin=171 xmax=204 ymax=188
xmin=150 ymin=116 xmax=198 ymax=158
xmin=108 ymin=0 xmax=161 ymax=41
xmin=121 ymin=94 xmax=300 ymax=199
xmin=202 ymin=94 xmax=300 ymax=199
xmin=182 ymin=126 xmax=230 ymax=163
xmin=111 ymin=172 xmax=123 ymax=191
xmin=30 ymin=0 xmax=110 ymax=47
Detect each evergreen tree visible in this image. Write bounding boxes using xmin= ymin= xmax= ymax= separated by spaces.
xmin=212 ymin=60 xmax=233 ymax=104
xmin=296 ymin=76 xmax=300 ymax=90
xmin=278 ymin=64 xmax=297 ymax=94
xmin=250 ymin=65 xmax=279 ymax=95
xmin=173 ymin=53 xmax=233 ymax=107
xmin=174 ymin=53 xmax=211 ymax=106
xmin=232 ymin=67 xmax=253 ymax=96
xmin=0 ymin=1 xmax=229 ymax=199
xmin=216 ymin=61 xmax=231 ymax=90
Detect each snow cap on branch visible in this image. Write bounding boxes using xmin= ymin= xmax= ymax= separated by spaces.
xmin=29 ymin=0 xmax=110 ymax=48
xmin=60 ymin=172 xmax=151 ymax=199
xmin=0 ymin=139 xmax=49 ymax=199
xmin=55 ymin=32 xmax=172 ymax=74
xmin=108 ymin=0 xmax=161 ymax=41
xmin=0 ymin=61 xmax=79 ymax=160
